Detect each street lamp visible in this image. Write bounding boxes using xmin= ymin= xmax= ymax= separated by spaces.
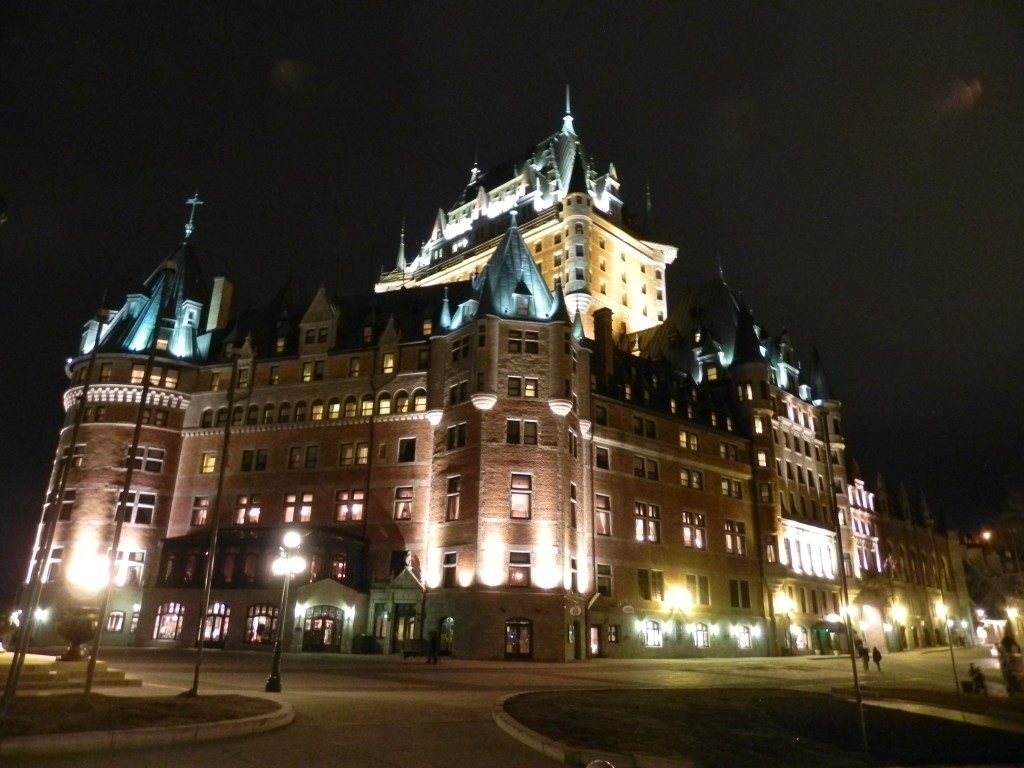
xmin=265 ymin=530 xmax=306 ymax=693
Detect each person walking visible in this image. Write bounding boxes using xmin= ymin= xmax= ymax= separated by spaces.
xmin=969 ymin=663 xmax=988 ymax=695
xmin=858 ymin=643 xmax=869 ymax=672
xmin=872 ymin=646 xmax=882 ymax=672
xmin=426 ymin=630 xmax=439 ymax=665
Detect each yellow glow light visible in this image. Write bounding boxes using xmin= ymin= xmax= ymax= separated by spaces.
xmin=1007 ymin=607 xmax=1020 ymax=621
xmin=891 ymin=604 xmax=908 ymax=622
xmin=665 ymin=587 xmax=693 ymax=612
xmin=934 ymin=601 xmax=948 ymax=619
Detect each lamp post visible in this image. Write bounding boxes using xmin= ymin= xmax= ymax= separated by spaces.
xmin=265 ymin=530 xmax=305 ymax=693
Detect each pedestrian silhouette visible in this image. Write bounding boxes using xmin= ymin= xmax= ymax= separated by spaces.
xmin=858 ymin=644 xmax=869 ymax=672
xmin=969 ymin=663 xmax=987 ymax=695
xmin=426 ymin=630 xmax=439 ymax=664
xmin=872 ymin=646 xmax=882 ymax=672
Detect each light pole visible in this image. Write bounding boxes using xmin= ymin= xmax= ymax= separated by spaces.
xmin=265 ymin=530 xmax=305 ymax=693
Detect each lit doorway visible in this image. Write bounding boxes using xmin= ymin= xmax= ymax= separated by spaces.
xmin=505 ymin=618 xmax=533 ymax=659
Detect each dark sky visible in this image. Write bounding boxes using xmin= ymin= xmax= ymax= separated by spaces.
xmin=2 ymin=2 xmax=1021 ymax=604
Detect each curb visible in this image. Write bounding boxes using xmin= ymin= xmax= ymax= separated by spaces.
xmin=493 ymin=693 xmax=693 ymax=768
xmin=0 ymin=700 xmax=295 ymax=757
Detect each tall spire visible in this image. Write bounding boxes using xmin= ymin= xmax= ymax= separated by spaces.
xmin=396 ymin=218 xmax=407 ymax=271
xmin=561 ymin=84 xmax=575 ymax=135
xmin=183 ymin=191 xmax=203 ymax=241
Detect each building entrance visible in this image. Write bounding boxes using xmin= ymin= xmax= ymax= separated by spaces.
xmin=505 ymin=618 xmax=533 ymax=659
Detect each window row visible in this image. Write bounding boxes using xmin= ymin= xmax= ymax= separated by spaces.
xmin=198 ymin=389 xmax=428 ymax=428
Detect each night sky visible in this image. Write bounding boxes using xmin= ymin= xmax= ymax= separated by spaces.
xmin=1 ymin=3 xmax=1021 ymax=604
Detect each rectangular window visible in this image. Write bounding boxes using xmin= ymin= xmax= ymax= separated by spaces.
xmin=595 ymin=405 xmax=607 ymax=425
xmin=235 ymin=494 xmax=261 ymax=524
xmin=191 ymin=496 xmax=210 ymax=526
xmin=445 ymin=476 xmax=461 ymax=521
xmin=679 ymin=430 xmax=699 ymax=451
xmin=334 ymin=489 xmax=364 ymax=521
xmin=720 ymin=442 xmax=739 ymax=461
xmin=595 ymin=494 xmax=611 ymax=536
xmin=288 ymin=446 xmax=302 ymax=469
xmin=393 ymin=486 xmax=413 ymax=520
xmin=596 ymin=563 xmax=612 ymax=596
xmin=634 ymin=502 xmax=661 ymax=543
xmin=510 ymin=473 xmax=532 ymax=519
xmin=397 ymin=437 xmax=416 ymax=462
xmin=524 ymin=377 xmax=538 ymax=397
xmin=505 ymin=420 xmax=538 ymax=445
xmin=304 ymin=445 xmax=319 ymax=469
xmin=269 ymin=365 xmax=280 ymax=385
xmin=129 ymin=446 xmax=165 ymax=473
xmin=729 ymin=579 xmax=751 ymax=609
xmin=756 ymin=449 xmax=768 ymax=468
xmin=509 ymin=551 xmax=531 ymax=587
xmin=595 ymin=446 xmax=610 ymax=470
xmin=339 ymin=444 xmax=354 ymax=466
xmin=607 ymin=624 xmax=619 ymax=643
xmin=524 ymin=331 xmax=539 ymax=353
xmin=446 ymin=423 xmax=467 ymax=450
xmin=758 ymin=483 xmax=773 ymax=503
xmin=637 ymin=569 xmax=664 ymax=601
xmin=681 ymin=511 xmax=706 ymax=549
xmin=451 ymin=336 xmax=470 ymax=362
xmin=382 ymin=352 xmax=396 ymax=374
xmin=720 ymin=478 xmax=743 ymax=498
xmin=507 ymin=376 xmax=522 ymax=397
xmin=632 ymin=456 xmax=659 ymax=481
xmin=348 ymin=357 xmax=361 ymax=376
xmin=118 ymin=490 xmax=156 ymax=525
xmin=285 ymin=492 xmax=313 ymax=523
xmin=57 ymin=489 xmax=76 ymax=520
xmin=679 ymin=468 xmax=703 ymax=490
xmin=725 ymin=519 xmax=747 ymax=555
xmin=685 ymin=573 xmax=711 ymax=606
xmin=569 ymin=483 xmax=578 ymax=529
xmin=200 ymin=452 xmax=217 ymax=474
xmin=355 ymin=442 xmax=369 ymax=465
xmin=442 ymin=552 xmax=457 ymax=588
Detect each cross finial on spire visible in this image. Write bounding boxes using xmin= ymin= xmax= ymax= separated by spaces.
xmin=184 ymin=190 xmax=203 ymax=241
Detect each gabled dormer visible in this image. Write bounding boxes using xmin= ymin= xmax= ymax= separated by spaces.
xmin=299 ymin=285 xmax=339 ymax=353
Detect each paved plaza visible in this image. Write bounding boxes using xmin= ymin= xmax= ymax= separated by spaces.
xmin=2 ymin=645 xmax=1010 ymax=767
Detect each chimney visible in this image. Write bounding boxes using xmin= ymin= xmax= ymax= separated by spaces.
xmin=206 ymin=275 xmax=234 ymax=332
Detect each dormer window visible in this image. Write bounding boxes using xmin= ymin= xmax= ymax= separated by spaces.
xmin=516 ymin=296 xmax=529 ymax=316
xmin=363 ymin=326 xmax=373 ymax=344
xmin=155 ymin=330 xmax=170 ymax=351
xmin=422 ymin=319 xmax=433 ymax=336
xmin=275 ymin=337 xmax=286 ymax=353
xmin=706 ymin=366 xmax=718 ymax=381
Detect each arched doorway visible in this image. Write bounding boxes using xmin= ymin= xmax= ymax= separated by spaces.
xmin=438 ymin=616 xmax=454 ymax=656
xmin=505 ymin=617 xmax=533 ymax=659
xmin=302 ymin=605 xmax=341 ymax=652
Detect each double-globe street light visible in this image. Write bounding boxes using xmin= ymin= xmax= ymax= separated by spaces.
xmin=265 ymin=530 xmax=306 ymax=693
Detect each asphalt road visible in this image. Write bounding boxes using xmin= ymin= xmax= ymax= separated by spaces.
xmin=7 ymin=644 xmax=997 ymax=768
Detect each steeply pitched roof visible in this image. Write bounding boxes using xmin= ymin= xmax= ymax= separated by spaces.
xmin=475 ymin=212 xmax=556 ymax=320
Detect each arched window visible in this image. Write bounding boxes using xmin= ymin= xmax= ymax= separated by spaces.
xmin=360 ymin=395 xmax=374 ymax=417
xmin=736 ymin=625 xmax=752 ymax=649
xmin=215 ymin=407 xmax=228 ymax=427
xmin=232 ymin=405 xmax=244 ymax=426
xmin=311 ymin=399 xmax=325 ymax=421
xmin=202 ymin=601 xmax=231 ymax=643
xmin=693 ymin=622 xmax=710 ymax=648
xmin=791 ymin=625 xmax=809 ymax=651
xmin=574 ymin=222 xmax=583 ymax=234
xmin=278 ymin=402 xmax=291 ymax=424
xmin=327 ymin=398 xmax=341 ymax=420
xmin=412 ymin=388 xmax=427 ymax=412
xmin=343 ymin=396 xmax=357 ymax=418
xmin=246 ymin=404 xmax=259 ymax=425
xmin=262 ymin=403 xmax=275 ymax=424
xmin=153 ymin=602 xmax=184 ymax=640
xmin=377 ymin=393 xmax=392 ymax=415
xmin=200 ymin=409 xmax=213 ymax=428
xmin=395 ymin=390 xmax=409 ymax=414
xmin=294 ymin=401 xmax=307 ymax=422
xmin=643 ymin=620 xmax=662 ymax=647
xmin=245 ymin=603 xmax=278 ymax=644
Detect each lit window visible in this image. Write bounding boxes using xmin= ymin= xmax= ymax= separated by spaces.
xmin=634 ymin=502 xmax=661 ymax=542
xmin=334 ymin=489 xmax=364 ymax=521
xmin=191 ymin=496 xmax=210 ymax=526
xmin=736 ymin=625 xmax=752 ymax=649
xmin=509 ymin=551 xmax=531 ymax=587
xmin=235 ymin=494 xmax=261 ymax=524
xmin=682 ymin=511 xmax=706 ymax=549
xmin=285 ymin=492 xmax=314 ymax=523
xmin=693 ymin=622 xmax=709 ymax=648
xmin=445 ymin=476 xmax=461 ymax=521
xmin=510 ymin=473 xmax=532 ymax=519
xmin=393 ymin=486 xmax=413 ymax=520
xmin=679 ymin=468 xmax=703 ymax=490
xmin=643 ymin=620 xmax=662 ymax=647
xmin=153 ymin=602 xmax=184 ymax=640
xmin=679 ymin=430 xmax=698 ymax=451
xmin=355 ymin=443 xmax=369 ymax=465
xmin=382 ymin=352 xmax=396 ymax=373
xmin=595 ymin=494 xmax=611 ymax=536
xmin=725 ymin=520 xmax=747 ymax=555
xmin=524 ymin=378 xmax=538 ymax=397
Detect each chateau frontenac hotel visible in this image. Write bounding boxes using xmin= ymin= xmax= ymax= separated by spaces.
xmin=28 ymin=105 xmax=971 ymax=662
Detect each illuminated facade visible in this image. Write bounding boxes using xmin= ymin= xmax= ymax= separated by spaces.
xmin=27 ymin=106 xmax=970 ymax=661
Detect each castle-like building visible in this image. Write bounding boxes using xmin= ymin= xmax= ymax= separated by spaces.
xmin=27 ymin=104 xmax=972 ymax=661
